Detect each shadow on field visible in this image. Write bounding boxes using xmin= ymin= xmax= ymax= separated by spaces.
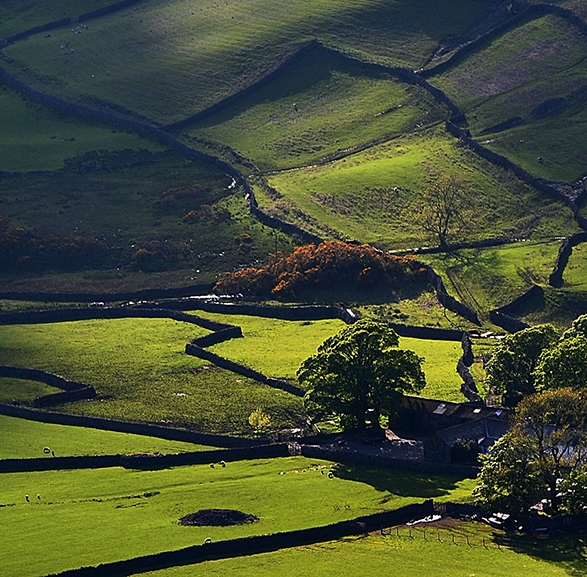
xmin=332 ymin=464 xmax=464 ymax=499
xmin=494 ymin=532 xmax=587 ymax=577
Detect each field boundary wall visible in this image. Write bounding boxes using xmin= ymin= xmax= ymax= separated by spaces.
xmin=46 ymin=501 xmax=434 ymax=576
xmin=0 ymin=443 xmax=290 ymax=473
xmin=549 ymin=232 xmax=587 ymax=287
xmin=0 ymin=402 xmax=261 ymax=447
xmin=0 ymin=365 xmax=97 ymax=407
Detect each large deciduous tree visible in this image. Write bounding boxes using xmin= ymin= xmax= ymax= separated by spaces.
xmin=297 ymin=320 xmax=425 ymax=431
xmin=485 ymin=324 xmax=558 ymax=400
xmin=474 ymin=388 xmax=587 ymax=516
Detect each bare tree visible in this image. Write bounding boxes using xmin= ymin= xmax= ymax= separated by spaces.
xmin=416 ymin=174 xmax=472 ymax=247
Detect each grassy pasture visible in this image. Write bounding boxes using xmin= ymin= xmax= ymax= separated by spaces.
xmin=142 ymin=521 xmax=577 ymax=577
xmin=195 ymin=312 xmax=465 ymax=401
xmin=403 ymin=337 xmax=464 ymax=402
xmin=358 ymin=291 xmax=479 ymax=330
xmin=2 ymin=0 xmax=490 ymax=124
xmin=433 ymin=15 xmax=587 ymax=117
xmin=519 ymin=242 xmax=587 ymax=328
xmin=183 ymin=47 xmax=447 ymax=171
xmin=481 ymin=105 xmax=587 ymax=183
xmin=420 ymin=240 xmax=563 ymax=315
xmin=0 ymin=0 xmax=109 ymax=37
xmin=0 ymin=415 xmax=207 ymax=459
xmin=264 ymin=128 xmax=577 ymax=249
xmin=0 ymin=317 xmax=303 ymax=434
xmin=196 ymin=312 xmax=346 ymax=380
xmin=431 ymin=14 xmax=587 ymax=182
xmin=0 ymin=457 xmax=474 ymax=576
xmin=0 ymin=86 xmax=163 ymax=172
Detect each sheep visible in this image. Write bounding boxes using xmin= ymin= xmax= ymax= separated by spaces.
xmin=25 ymin=495 xmax=30 ymax=502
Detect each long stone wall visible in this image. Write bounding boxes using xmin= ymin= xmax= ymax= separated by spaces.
xmin=0 ymin=403 xmax=262 ymax=447
xmin=2 ymin=18 xmax=72 ymax=45
xmin=45 ymin=502 xmax=434 ymax=577
xmin=549 ymin=232 xmax=587 ymax=287
xmin=0 ymin=443 xmax=290 ymax=473
xmin=185 ymin=342 xmax=306 ymax=397
xmin=0 ymin=365 xmax=97 ymax=407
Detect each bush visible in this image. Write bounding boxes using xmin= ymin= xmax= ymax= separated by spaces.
xmin=214 ymin=241 xmax=427 ymax=298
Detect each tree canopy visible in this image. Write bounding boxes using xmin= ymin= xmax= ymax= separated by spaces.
xmin=485 ymin=324 xmax=558 ymax=399
xmin=297 ymin=320 xmax=425 ymax=431
xmin=474 ymin=388 xmax=587 ymax=516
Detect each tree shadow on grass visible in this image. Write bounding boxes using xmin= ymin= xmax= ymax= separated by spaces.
xmin=494 ymin=532 xmax=587 ymax=577
xmin=332 ymin=464 xmax=466 ymax=500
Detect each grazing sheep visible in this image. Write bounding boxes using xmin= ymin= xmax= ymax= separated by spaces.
xmin=220 ymin=461 xmax=226 ymax=468
xmin=25 ymin=495 xmax=30 ymax=502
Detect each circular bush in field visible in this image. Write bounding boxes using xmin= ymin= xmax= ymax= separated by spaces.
xmin=179 ymin=509 xmax=259 ymax=527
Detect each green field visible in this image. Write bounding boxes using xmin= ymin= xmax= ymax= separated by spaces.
xmin=264 ymin=128 xmax=576 ymax=248
xmin=519 ymin=241 xmax=587 ymax=328
xmin=0 ymin=149 xmax=294 ymax=289
xmin=0 ymin=414 xmax=207 ymax=459
xmin=182 ymin=46 xmax=447 ymax=171
xmin=0 ymin=457 xmax=474 ymax=576
xmin=143 ymin=522 xmax=579 ymax=577
xmin=1 ymin=0 xmax=490 ymax=124
xmin=420 ymin=240 xmax=563 ymax=315
xmin=196 ymin=312 xmax=347 ymax=379
xmin=195 ymin=312 xmax=465 ymax=401
xmin=431 ymin=14 xmax=587 ymax=182
xmin=358 ymin=292 xmax=480 ymax=330
xmin=0 ymin=317 xmax=303 ymax=434
xmin=433 ymin=15 xmax=587 ymax=119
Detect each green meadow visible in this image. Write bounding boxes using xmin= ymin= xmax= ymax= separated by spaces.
xmin=519 ymin=241 xmax=587 ymax=328
xmin=264 ymin=128 xmax=576 ymax=249
xmin=480 ymin=105 xmax=587 ymax=183
xmin=183 ymin=46 xmax=446 ymax=171
xmin=195 ymin=312 xmax=465 ymax=402
xmin=0 ymin=414 xmax=206 ymax=459
xmin=195 ymin=312 xmax=347 ymax=380
xmin=2 ymin=0 xmax=490 ymax=124
xmin=0 ymin=86 xmax=162 ymax=172
xmin=420 ymin=240 xmax=563 ymax=315
xmin=433 ymin=15 xmax=587 ymax=119
xmin=0 ymin=457 xmax=474 ymax=577
xmin=359 ymin=292 xmax=480 ymax=330
xmin=143 ymin=523 xmax=578 ymax=577
xmin=431 ymin=14 xmax=587 ymax=182
xmin=0 ymin=317 xmax=303 ymax=434
xmin=0 ymin=149 xmax=294 ymax=290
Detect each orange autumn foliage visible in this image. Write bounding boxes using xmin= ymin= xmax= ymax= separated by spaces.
xmin=213 ymin=241 xmax=427 ymax=298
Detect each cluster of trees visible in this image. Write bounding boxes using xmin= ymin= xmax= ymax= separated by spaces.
xmin=476 ymin=314 xmax=587 ymax=517
xmin=213 ymin=241 xmax=428 ymax=298
xmin=297 ymin=320 xmax=425 ymax=431
xmin=475 ymin=387 xmax=587 ymax=516
xmin=485 ymin=317 xmax=587 ymax=403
